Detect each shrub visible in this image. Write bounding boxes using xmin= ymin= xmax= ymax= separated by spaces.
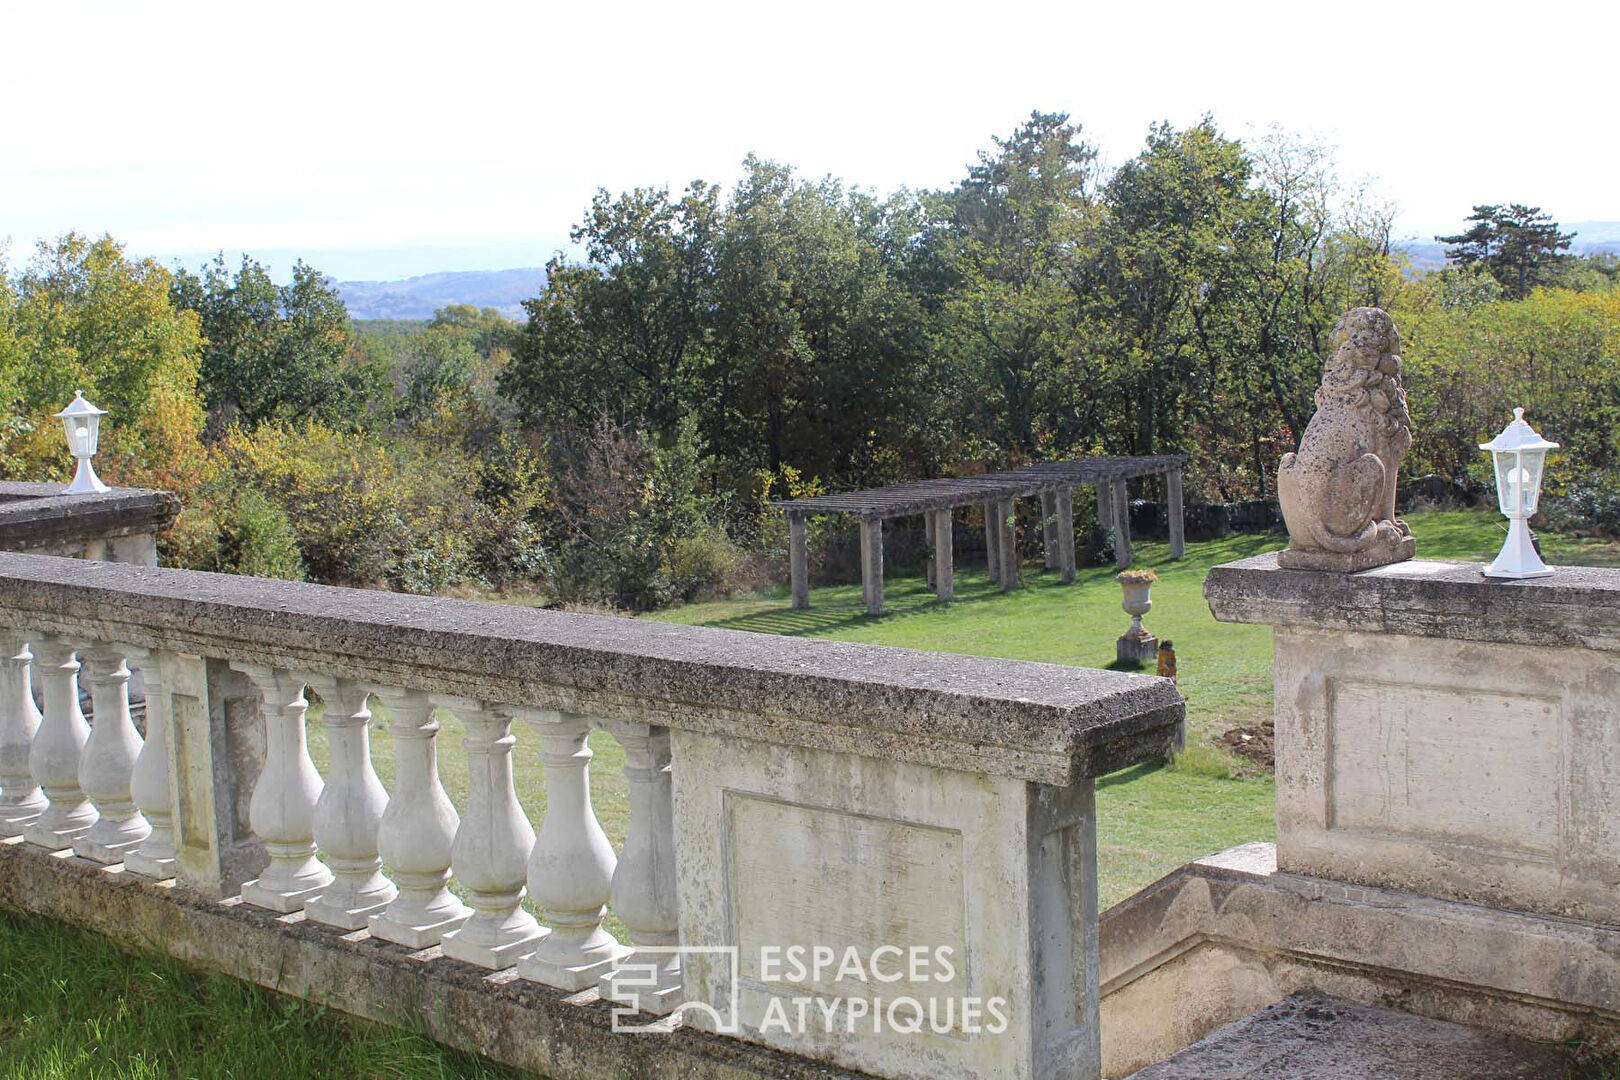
xmin=219 ymin=487 xmax=305 ymax=580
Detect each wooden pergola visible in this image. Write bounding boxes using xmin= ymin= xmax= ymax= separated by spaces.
xmin=773 ymin=456 xmax=1186 ymax=614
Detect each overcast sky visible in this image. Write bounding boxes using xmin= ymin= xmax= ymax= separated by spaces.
xmin=3 ymin=0 xmax=1613 ymax=281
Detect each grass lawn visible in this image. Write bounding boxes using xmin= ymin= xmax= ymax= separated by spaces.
xmin=9 ymin=506 xmax=1618 ymax=1077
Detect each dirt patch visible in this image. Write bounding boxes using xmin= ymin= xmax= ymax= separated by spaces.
xmin=1218 ymin=720 xmax=1274 ymax=771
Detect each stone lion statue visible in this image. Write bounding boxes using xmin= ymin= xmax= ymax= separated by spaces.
xmin=1276 ymin=307 xmax=1415 ymax=571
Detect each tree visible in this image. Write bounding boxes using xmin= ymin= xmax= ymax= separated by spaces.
xmin=932 ymin=111 xmax=1097 ymax=458
xmin=502 ymin=182 xmax=719 ymax=433
xmin=172 ymin=254 xmax=375 ymax=433
xmin=2 ymin=234 xmax=205 ymax=493
xmin=1436 ymin=204 xmax=1575 ymax=300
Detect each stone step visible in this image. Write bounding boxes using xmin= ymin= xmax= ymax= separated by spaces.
xmin=1125 ymin=993 xmax=1577 ymax=1079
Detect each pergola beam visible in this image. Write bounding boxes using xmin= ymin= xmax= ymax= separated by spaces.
xmin=776 ymin=456 xmax=1187 ymax=611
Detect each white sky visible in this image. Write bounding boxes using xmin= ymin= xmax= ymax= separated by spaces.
xmin=3 ymin=0 xmax=1614 ymax=281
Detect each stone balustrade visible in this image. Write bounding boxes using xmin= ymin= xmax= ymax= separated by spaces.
xmin=0 ymin=551 xmax=1181 ymax=1080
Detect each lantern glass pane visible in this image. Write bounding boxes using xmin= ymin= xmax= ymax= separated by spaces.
xmin=1493 ymin=451 xmax=1517 ymax=516
xmin=1519 ymin=449 xmax=1546 ymax=516
xmin=64 ymin=414 xmax=100 ymax=456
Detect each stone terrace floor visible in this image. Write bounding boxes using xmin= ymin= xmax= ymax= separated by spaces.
xmin=1126 ymin=994 xmax=1579 ymax=1079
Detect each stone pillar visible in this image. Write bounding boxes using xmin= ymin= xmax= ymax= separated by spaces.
xmin=24 ymin=638 xmax=95 ymax=851
xmin=1110 ymin=477 xmax=1133 ymax=568
xmin=673 ymin=729 xmax=1103 ymax=1080
xmin=0 ymin=640 xmax=46 ymax=837
xmin=984 ymin=502 xmax=1001 ymax=583
xmin=1056 ymin=487 xmax=1077 ymax=584
xmin=78 ymin=646 xmax=151 ymax=864
xmin=1042 ymin=491 xmax=1059 ymax=569
xmin=367 ymin=686 xmax=470 ymax=948
xmin=933 ymin=508 xmax=954 ymax=601
xmin=997 ymin=497 xmax=1018 ymax=589
xmin=1166 ymin=467 xmax=1186 ymax=559
xmin=235 ymin=665 xmax=331 ymax=913
xmin=165 ymin=655 xmax=268 ymax=898
xmin=788 ymin=514 xmax=809 ymax=611
xmin=859 ymin=517 xmax=884 ymax=615
xmin=519 ymin=710 xmax=627 ymax=990
xmin=924 ymin=512 xmax=936 ymax=588
xmin=302 ymin=675 xmax=395 ymax=929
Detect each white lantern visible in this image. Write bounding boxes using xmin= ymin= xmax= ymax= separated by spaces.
xmin=1479 ymin=407 xmax=1557 ymax=579
xmin=54 ymin=391 xmax=110 ymax=495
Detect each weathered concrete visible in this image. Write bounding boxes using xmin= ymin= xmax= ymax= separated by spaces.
xmin=160 ymin=654 xmax=267 ymax=896
xmin=0 ymin=838 xmax=879 ymax=1080
xmin=0 ymin=482 xmax=178 ymax=562
xmin=1206 ymin=552 xmax=1620 ymax=652
xmin=674 ymin=728 xmax=1099 ymax=1080
xmin=996 ymin=497 xmax=1018 ymax=589
xmin=984 ymin=502 xmax=1002 ymax=582
xmin=859 ymin=517 xmax=884 ymax=615
xmin=1206 ymin=554 xmax=1620 ymax=921
xmin=1165 ymin=468 xmax=1185 ymax=559
xmin=1041 ymin=491 xmax=1058 ymax=569
xmin=933 ymin=508 xmax=954 ymax=600
xmin=1055 ymin=487 xmax=1076 ymax=584
xmin=0 ymin=553 xmax=1184 ymax=788
xmin=1108 ymin=478 xmax=1133 ymax=568
xmin=789 ymin=514 xmax=810 ymax=610
xmin=1097 ymin=843 xmax=1620 ymax=1078
xmin=1127 ymin=993 xmax=1575 ymax=1079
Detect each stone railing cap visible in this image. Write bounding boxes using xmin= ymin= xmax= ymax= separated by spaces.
xmin=1205 ymin=552 xmax=1620 ymax=652
xmin=0 ymin=553 xmax=1183 ymax=786
xmin=0 ymin=484 xmax=180 ymax=550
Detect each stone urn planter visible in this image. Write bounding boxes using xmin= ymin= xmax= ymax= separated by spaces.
xmin=1115 ymin=569 xmax=1158 ymax=665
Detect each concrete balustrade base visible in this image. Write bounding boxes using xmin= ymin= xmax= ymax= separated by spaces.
xmin=368 ymin=908 xmax=471 ymax=949
xmin=122 ymin=849 xmax=175 ymax=880
xmin=0 ymin=837 xmax=878 ymax=1080
xmin=78 ymin=832 xmax=147 ymax=866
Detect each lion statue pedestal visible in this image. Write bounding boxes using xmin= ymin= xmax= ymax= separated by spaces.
xmin=1277 ymin=307 xmax=1415 ymax=572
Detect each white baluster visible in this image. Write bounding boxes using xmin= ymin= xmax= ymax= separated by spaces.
xmin=302 ymin=675 xmax=396 ymax=929
xmin=435 ymin=697 xmax=543 ymax=968
xmin=23 ymin=637 xmax=96 ymax=850
xmin=0 ymin=640 xmax=47 ymax=837
xmin=235 ymin=664 xmax=332 ymax=912
xmin=598 ymin=720 xmax=681 ymax=1012
xmin=367 ymin=686 xmax=469 ymax=947
xmin=78 ymin=646 xmax=152 ymax=864
xmin=517 ymin=710 xmax=627 ymax=990
xmin=124 ymin=650 xmax=176 ymax=879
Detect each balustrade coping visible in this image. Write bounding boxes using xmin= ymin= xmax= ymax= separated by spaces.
xmin=0 ymin=482 xmax=180 ymax=550
xmin=0 ymin=552 xmax=1182 ymax=786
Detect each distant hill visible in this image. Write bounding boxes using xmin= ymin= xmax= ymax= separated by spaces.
xmin=336 ymin=267 xmax=547 ymax=321
xmin=1398 ymin=220 xmax=1620 ymax=273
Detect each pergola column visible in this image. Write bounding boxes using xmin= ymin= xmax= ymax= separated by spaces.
xmin=788 ymin=514 xmax=809 ymax=610
xmin=983 ymin=502 xmax=1001 ymax=584
xmin=997 ymin=498 xmax=1018 ymax=590
xmin=1041 ymin=491 xmax=1058 ymax=570
xmin=933 ymin=509 xmax=954 ymax=600
xmin=859 ymin=516 xmax=884 ymax=615
xmin=1055 ymin=487 xmax=1076 ymax=584
xmin=1110 ymin=477 xmax=1134 ymax=568
xmin=1166 ymin=466 xmax=1186 ymax=559
xmin=924 ymin=513 xmax=936 ymax=588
